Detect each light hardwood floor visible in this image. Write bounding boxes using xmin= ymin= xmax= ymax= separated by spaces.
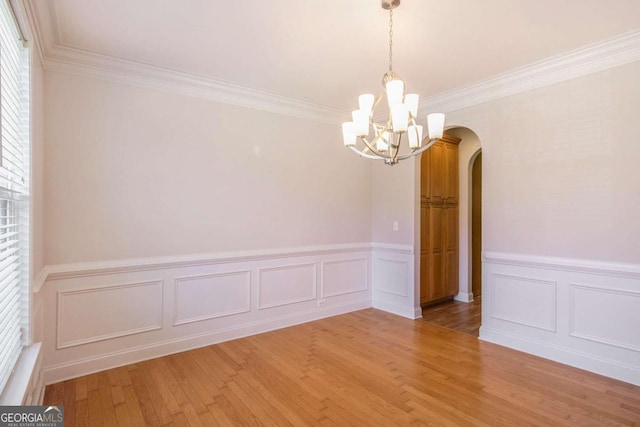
xmin=421 ymin=297 xmax=482 ymax=337
xmin=44 ymin=309 xmax=640 ymax=426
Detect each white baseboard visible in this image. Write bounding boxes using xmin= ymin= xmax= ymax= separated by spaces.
xmin=454 ymin=292 xmax=474 ymax=303
xmin=480 ymin=327 xmax=640 ymax=386
xmin=372 ymin=298 xmax=421 ymax=320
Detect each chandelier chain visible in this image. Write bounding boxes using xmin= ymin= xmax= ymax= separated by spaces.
xmin=388 ymin=9 xmax=393 ymax=72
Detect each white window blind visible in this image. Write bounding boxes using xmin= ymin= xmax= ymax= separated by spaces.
xmin=0 ymin=0 xmax=29 ymax=397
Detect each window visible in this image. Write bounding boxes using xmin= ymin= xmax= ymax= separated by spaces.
xmin=0 ymin=0 xmax=29 ymax=396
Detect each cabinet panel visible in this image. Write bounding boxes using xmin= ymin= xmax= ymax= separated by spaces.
xmin=420 ymin=205 xmax=429 ymax=254
xmin=430 ymin=207 xmax=443 ymax=252
xmin=429 ymin=142 xmax=445 ymax=202
xmin=445 ymin=142 xmax=459 ymax=202
xmin=420 ymin=150 xmax=430 ymax=201
xmin=444 ymin=206 xmax=458 ymax=250
xmin=430 ymin=252 xmax=444 ymax=300
xmin=420 ymin=254 xmax=429 ymax=303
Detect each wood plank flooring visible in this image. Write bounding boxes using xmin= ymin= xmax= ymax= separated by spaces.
xmin=421 ymin=297 xmax=482 ymax=336
xmin=44 ymin=308 xmax=640 ymax=426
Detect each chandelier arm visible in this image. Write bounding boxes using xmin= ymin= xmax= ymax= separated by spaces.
xmin=348 ymin=146 xmax=386 ymax=160
xmin=392 ymin=132 xmax=402 ymax=163
xmin=395 ymin=138 xmax=440 ymax=161
xmin=373 ymin=93 xmax=384 ymax=111
xmin=359 ymin=135 xmax=390 ymax=159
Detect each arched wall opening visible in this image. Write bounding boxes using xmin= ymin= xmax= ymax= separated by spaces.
xmin=413 ymin=126 xmax=482 ymax=310
xmin=446 ymin=127 xmax=482 ymax=302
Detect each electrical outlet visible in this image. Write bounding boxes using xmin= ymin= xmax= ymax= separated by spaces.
xmin=393 ymin=221 xmax=399 ymax=231
xmin=318 ymin=299 xmax=326 ymax=307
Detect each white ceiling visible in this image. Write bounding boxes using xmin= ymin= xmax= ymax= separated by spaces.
xmin=31 ymin=0 xmax=640 ymax=112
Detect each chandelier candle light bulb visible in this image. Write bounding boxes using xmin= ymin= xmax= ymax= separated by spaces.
xmin=386 ymin=80 xmax=404 ymax=107
xmin=342 ymin=122 xmax=356 ymax=146
xmin=352 ymin=110 xmax=370 ymax=136
xmin=391 ymin=104 xmax=409 ymax=132
xmin=408 ymin=125 xmax=423 ymax=149
xmin=377 ymin=132 xmax=390 ymax=152
xmin=341 ymin=0 xmax=445 ymax=165
xmin=427 ymin=113 xmax=445 ymax=139
xmin=404 ymin=93 xmax=419 ymax=117
xmin=359 ymin=94 xmax=375 ymax=116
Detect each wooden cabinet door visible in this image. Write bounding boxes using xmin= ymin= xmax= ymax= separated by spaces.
xmin=419 ymin=134 xmax=461 ymax=306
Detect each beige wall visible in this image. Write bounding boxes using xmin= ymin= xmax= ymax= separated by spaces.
xmin=459 ymin=62 xmax=640 ymax=263
xmin=370 ymin=159 xmax=416 ymax=245
xmin=44 ymin=72 xmax=372 ymax=265
xmin=372 ymin=61 xmax=640 ymax=264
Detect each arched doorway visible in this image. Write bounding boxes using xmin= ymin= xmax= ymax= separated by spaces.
xmin=418 ymin=126 xmax=482 ymax=335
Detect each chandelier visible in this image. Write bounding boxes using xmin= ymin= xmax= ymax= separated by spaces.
xmin=341 ymin=0 xmax=445 ymax=165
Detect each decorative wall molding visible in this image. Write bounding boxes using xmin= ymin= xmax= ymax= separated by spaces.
xmin=491 ymin=273 xmax=557 ymax=332
xmin=374 ymin=258 xmax=410 ymax=297
xmin=173 ymin=270 xmax=251 ymax=326
xmin=22 ymin=1 xmax=346 ymax=126
xmin=43 ymin=47 xmax=348 ymax=126
xmin=420 ymin=30 xmax=640 ymax=116
xmin=371 ymin=243 xmax=418 ymax=319
xmin=569 ymin=283 xmax=640 ymax=353
xmin=257 ymin=263 xmax=317 ymax=310
xmin=56 ymin=280 xmax=164 ymax=349
xmin=483 ymin=251 xmax=640 ymax=279
xmin=23 ymin=3 xmax=639 ymax=128
xmin=370 ymin=242 xmax=415 ymax=255
xmin=44 ymin=243 xmax=372 ymax=281
xmin=43 ymin=299 xmax=369 ymax=385
xmin=320 ymin=258 xmax=368 ymax=298
xmin=41 ymin=245 xmax=372 ymax=384
xmin=32 ymin=267 xmax=49 ymax=294
xmin=480 ymin=326 xmax=640 ymax=388
xmin=481 ymin=253 xmax=640 ymax=386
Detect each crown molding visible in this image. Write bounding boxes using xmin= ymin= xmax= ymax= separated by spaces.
xmin=23 ymin=1 xmax=347 ymax=126
xmin=22 ymin=1 xmax=640 ymax=125
xmin=41 ymin=44 xmax=348 ymax=125
xmin=419 ymin=30 xmax=640 ymax=116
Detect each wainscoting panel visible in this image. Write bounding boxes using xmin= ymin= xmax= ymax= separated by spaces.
xmin=481 ymin=252 xmax=640 ymax=386
xmin=57 ymin=281 xmax=164 ymax=349
xmin=570 ymin=284 xmax=640 ymax=352
xmin=321 ymin=258 xmax=368 ymax=298
xmin=41 ymin=244 xmax=372 ymax=384
xmin=173 ymin=271 xmax=251 ymax=326
xmin=258 ymin=263 xmax=317 ymax=309
xmin=371 ymin=244 xmax=419 ymax=319
xmin=492 ymin=273 xmax=557 ymax=332
xmin=374 ymin=259 xmax=408 ymax=297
